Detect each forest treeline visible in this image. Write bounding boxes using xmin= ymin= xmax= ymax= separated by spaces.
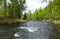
xmin=0 ymin=0 xmax=26 ymax=19
xmin=23 ymin=0 xmax=60 ymax=21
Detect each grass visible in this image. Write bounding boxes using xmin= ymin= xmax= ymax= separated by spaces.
xmin=0 ymin=19 xmax=27 ymax=24
xmin=44 ymin=19 xmax=60 ymax=25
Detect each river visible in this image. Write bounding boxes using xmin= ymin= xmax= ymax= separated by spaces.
xmin=0 ymin=21 xmax=57 ymax=39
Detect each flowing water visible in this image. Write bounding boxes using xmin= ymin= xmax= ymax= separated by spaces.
xmin=0 ymin=21 xmax=57 ymax=39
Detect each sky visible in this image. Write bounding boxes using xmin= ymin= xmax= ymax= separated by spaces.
xmin=25 ymin=0 xmax=49 ymax=12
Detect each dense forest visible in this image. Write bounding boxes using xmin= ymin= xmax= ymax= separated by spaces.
xmin=25 ymin=0 xmax=60 ymax=21
xmin=0 ymin=0 xmax=26 ymax=19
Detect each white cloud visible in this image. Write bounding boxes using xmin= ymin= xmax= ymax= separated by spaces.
xmin=25 ymin=0 xmax=49 ymax=12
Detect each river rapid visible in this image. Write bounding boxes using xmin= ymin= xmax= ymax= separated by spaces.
xmin=0 ymin=21 xmax=57 ymax=39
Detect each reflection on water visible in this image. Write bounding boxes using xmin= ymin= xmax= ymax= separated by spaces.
xmin=0 ymin=21 xmax=57 ymax=39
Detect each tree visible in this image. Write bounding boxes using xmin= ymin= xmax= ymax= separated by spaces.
xmin=0 ymin=0 xmax=4 ymax=19
xmin=23 ymin=13 xmax=27 ymax=20
xmin=18 ymin=0 xmax=26 ymax=18
xmin=52 ymin=0 xmax=60 ymax=20
xmin=7 ymin=3 xmax=13 ymax=18
xmin=4 ymin=0 xmax=7 ymax=18
xmin=10 ymin=0 xmax=26 ymax=18
xmin=34 ymin=9 xmax=39 ymax=20
xmin=27 ymin=10 xmax=32 ymax=20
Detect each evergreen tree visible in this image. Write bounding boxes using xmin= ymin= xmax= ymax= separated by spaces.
xmin=4 ymin=0 xmax=6 ymax=18
xmin=23 ymin=13 xmax=27 ymax=20
xmin=10 ymin=0 xmax=26 ymax=18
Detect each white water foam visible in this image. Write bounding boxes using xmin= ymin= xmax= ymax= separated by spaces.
xmin=19 ymin=27 xmax=38 ymax=32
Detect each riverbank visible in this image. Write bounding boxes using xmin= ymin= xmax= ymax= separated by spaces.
xmin=42 ymin=19 xmax=60 ymax=24
xmin=0 ymin=19 xmax=26 ymax=24
xmin=42 ymin=19 xmax=60 ymax=25
xmin=42 ymin=19 xmax=60 ymax=39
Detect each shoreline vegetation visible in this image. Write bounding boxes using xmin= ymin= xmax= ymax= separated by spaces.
xmin=42 ymin=19 xmax=60 ymax=25
xmin=0 ymin=19 xmax=26 ymax=24
xmin=0 ymin=19 xmax=60 ymax=24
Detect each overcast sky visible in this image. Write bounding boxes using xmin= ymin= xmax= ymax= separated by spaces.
xmin=25 ymin=0 xmax=49 ymax=12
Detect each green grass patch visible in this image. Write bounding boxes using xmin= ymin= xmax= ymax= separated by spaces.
xmin=0 ymin=19 xmax=27 ymax=24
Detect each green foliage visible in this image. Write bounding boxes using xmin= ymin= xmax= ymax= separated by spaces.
xmin=26 ymin=10 xmax=32 ymax=20
xmin=23 ymin=13 xmax=27 ymax=20
xmin=0 ymin=0 xmax=26 ymax=19
xmin=26 ymin=0 xmax=60 ymax=20
xmin=10 ymin=0 xmax=26 ymax=18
